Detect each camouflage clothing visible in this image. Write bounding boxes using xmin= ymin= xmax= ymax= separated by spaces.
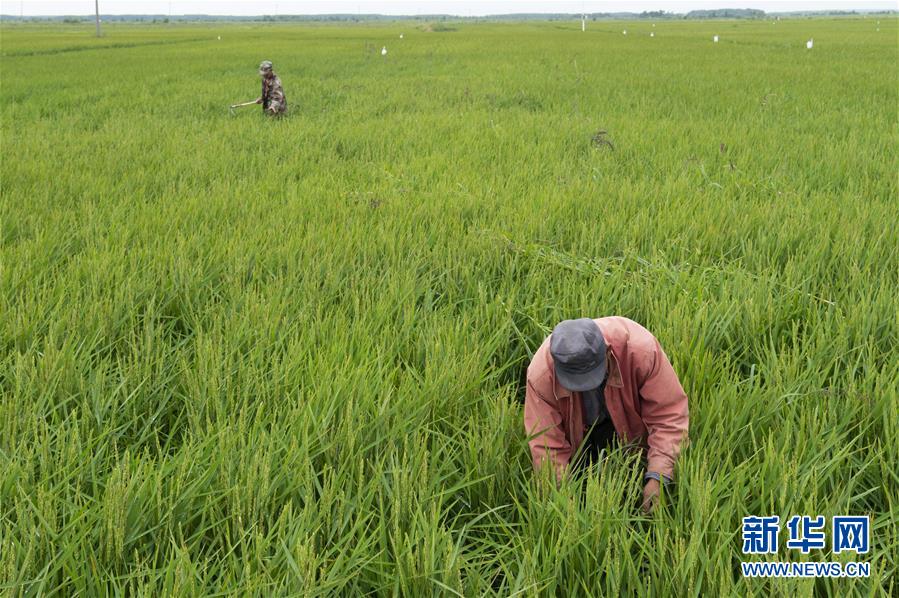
xmin=261 ymin=75 xmax=287 ymax=116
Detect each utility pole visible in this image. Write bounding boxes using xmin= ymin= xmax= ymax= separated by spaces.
xmin=94 ymin=0 xmax=101 ymax=37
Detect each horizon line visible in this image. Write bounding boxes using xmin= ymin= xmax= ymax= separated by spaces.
xmin=3 ymin=8 xmax=897 ymax=18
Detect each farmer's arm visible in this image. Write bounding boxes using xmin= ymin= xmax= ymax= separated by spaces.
xmin=524 ymin=377 xmax=571 ymax=483
xmin=267 ymin=81 xmax=285 ymax=112
xmin=638 ymin=339 xmax=689 ymax=482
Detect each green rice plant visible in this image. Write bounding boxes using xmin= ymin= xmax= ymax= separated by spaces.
xmin=1 ymin=16 xmax=897 ymax=596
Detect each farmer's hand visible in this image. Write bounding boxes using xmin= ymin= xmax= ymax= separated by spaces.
xmin=256 ymin=97 xmax=263 ymax=104
xmin=642 ymin=479 xmax=661 ymax=514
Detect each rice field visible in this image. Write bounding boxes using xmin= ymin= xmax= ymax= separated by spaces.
xmin=1 ymin=16 xmax=897 ymax=596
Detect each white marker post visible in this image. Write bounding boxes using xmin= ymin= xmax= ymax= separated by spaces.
xmin=582 ymin=15 xmax=586 ymax=32
xmin=713 ymin=35 xmax=719 ymax=43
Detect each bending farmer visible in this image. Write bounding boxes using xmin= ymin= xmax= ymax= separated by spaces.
xmin=256 ymin=60 xmax=287 ymax=116
xmin=524 ymin=317 xmax=689 ymax=513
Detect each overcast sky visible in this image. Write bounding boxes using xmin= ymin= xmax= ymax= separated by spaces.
xmin=3 ymin=1 xmax=896 ymax=16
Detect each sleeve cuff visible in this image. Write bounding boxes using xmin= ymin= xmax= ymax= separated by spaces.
xmin=644 ymin=471 xmax=673 ymax=485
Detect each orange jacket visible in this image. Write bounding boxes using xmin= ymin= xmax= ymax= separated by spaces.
xmin=524 ymin=317 xmax=689 ymax=481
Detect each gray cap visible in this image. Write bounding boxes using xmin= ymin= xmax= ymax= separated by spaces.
xmin=550 ymin=318 xmax=607 ymax=391
xmin=258 ymin=60 xmax=273 ymax=74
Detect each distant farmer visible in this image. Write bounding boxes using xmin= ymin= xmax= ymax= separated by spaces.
xmin=256 ymin=60 xmax=287 ymax=116
xmin=524 ymin=317 xmax=689 ymax=513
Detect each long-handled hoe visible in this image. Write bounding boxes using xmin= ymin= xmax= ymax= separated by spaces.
xmin=229 ymin=100 xmax=257 ymax=115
